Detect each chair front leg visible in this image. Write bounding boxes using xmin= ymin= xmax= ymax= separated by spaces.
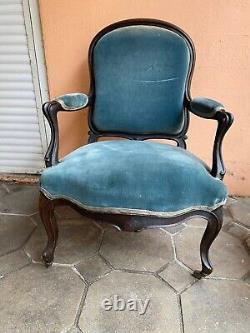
xmin=193 ymin=207 xmax=223 ymax=279
xmin=39 ymin=192 xmax=58 ymax=267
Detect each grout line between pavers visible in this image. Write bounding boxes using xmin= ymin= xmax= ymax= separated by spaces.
xmin=0 ymin=261 xmax=32 ymax=280
xmin=0 ymin=247 xmax=32 ymax=279
xmin=80 ymin=268 xmax=113 ymax=285
xmin=23 ymin=247 xmax=32 ymax=260
xmin=241 ymin=270 xmax=250 ymax=283
xmin=178 ymin=278 xmax=198 ymax=295
xmin=243 ymin=237 xmax=250 ymax=256
xmin=177 ymin=294 xmax=185 ymax=333
xmin=184 ymin=224 xmax=205 ymax=229
xmin=205 ymin=275 xmax=241 ymax=281
xmin=98 ymin=251 xmax=115 ymax=270
xmin=73 ymin=253 xmax=101 ymax=267
xmin=1 ymin=183 xmax=10 ymax=193
xmin=0 ymin=211 xmax=38 ymax=217
xmin=0 ymin=222 xmax=36 ymax=260
xmin=29 ymin=215 xmax=40 ymax=227
xmin=97 ymin=229 xmax=105 ymax=253
xmin=169 ymin=234 xmax=200 ymax=278
xmin=227 ymin=205 xmax=250 ymax=231
xmin=154 ymin=272 xmax=178 ymax=294
xmin=52 ymin=262 xmax=75 ymax=268
xmin=31 ymin=259 xmax=46 ymax=266
xmin=115 ymin=268 xmax=155 ymax=275
xmin=91 ymin=219 xmax=105 ymax=231
xmin=160 ymin=226 xmax=184 ymax=236
xmin=228 ymin=220 xmax=250 ymax=233
xmin=170 ymin=234 xmax=177 ymax=260
xmin=69 ymin=325 xmax=83 ymax=333
xmin=156 ymin=260 xmax=174 ymax=274
xmin=233 ymin=220 xmax=250 ymax=231
xmin=74 ymin=283 xmax=90 ymax=327
xmin=71 ymin=266 xmax=89 ymax=285
xmin=175 ymin=259 xmax=194 ymax=274
xmin=203 ymin=275 xmax=242 ymax=281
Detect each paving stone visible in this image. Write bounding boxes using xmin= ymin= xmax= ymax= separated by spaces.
xmin=55 ymin=205 xmax=84 ymax=219
xmin=223 ymin=208 xmax=235 ymax=225
xmin=182 ymin=279 xmax=250 ymax=333
xmin=163 ymin=223 xmax=185 ymax=234
xmin=223 ymin=222 xmax=250 ymax=240
xmin=0 ymin=264 xmax=85 ymax=333
xmin=0 ymin=250 xmax=30 ymax=277
xmin=239 ymin=197 xmax=250 ymax=206
xmin=100 ymin=228 xmax=173 ymax=271
xmin=246 ymin=236 xmax=250 ymax=251
xmin=229 ymin=198 xmax=250 ymax=228
xmin=0 ymin=184 xmax=39 ymax=215
xmin=225 ymin=196 xmax=237 ymax=207
xmin=25 ymin=218 xmax=102 ymax=264
xmin=175 ymin=227 xmax=250 ymax=279
xmin=29 ymin=212 xmax=42 ymax=225
xmin=244 ymin=271 xmax=250 ymax=284
xmin=0 ymin=183 xmax=7 ymax=198
xmin=79 ymin=271 xmax=181 ymax=333
xmin=93 ymin=220 xmax=116 ymax=231
xmin=0 ymin=214 xmax=35 ymax=256
xmin=159 ymin=261 xmax=196 ymax=293
xmin=185 ymin=209 xmax=233 ymax=228
xmin=185 ymin=217 xmax=207 ymax=228
xmin=75 ymin=255 xmax=111 ymax=283
xmin=66 ymin=326 xmax=83 ymax=333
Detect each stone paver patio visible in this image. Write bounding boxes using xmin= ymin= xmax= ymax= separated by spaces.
xmin=0 ymin=182 xmax=249 ymax=333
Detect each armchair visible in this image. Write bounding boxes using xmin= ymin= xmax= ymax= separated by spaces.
xmin=39 ymin=19 xmax=233 ymax=279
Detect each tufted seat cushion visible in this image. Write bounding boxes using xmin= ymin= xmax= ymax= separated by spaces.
xmin=40 ymin=141 xmax=227 ymax=217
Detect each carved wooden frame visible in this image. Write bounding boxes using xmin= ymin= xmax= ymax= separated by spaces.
xmin=40 ymin=19 xmax=233 ymax=279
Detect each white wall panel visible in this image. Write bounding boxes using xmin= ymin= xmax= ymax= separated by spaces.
xmin=0 ymin=0 xmax=48 ymax=173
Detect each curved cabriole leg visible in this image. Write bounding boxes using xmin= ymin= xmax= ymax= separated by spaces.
xmin=39 ymin=192 xmax=58 ymax=267
xmin=193 ymin=207 xmax=223 ymax=279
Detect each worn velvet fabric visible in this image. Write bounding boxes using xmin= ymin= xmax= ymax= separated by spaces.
xmin=40 ymin=141 xmax=227 ymax=216
xmin=56 ymin=93 xmax=88 ymax=110
xmin=92 ymin=25 xmax=191 ymax=135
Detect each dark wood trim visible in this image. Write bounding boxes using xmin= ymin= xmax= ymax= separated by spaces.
xmin=87 ymin=18 xmax=196 ymax=143
xmin=211 ymin=111 xmax=234 ymax=179
xmin=42 ymin=100 xmax=89 ymax=167
xmin=192 ymin=207 xmax=222 ymax=278
xmin=40 ymin=192 xmax=223 ymax=278
xmin=40 ymin=20 xmax=230 ymax=278
xmin=42 ymin=19 xmax=197 ymax=167
xmin=39 ymin=192 xmax=58 ymax=267
xmin=42 ymin=101 xmax=61 ymax=167
xmin=42 ymin=19 xmax=233 ymax=179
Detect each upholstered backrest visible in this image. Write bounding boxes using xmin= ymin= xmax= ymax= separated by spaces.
xmin=90 ymin=22 xmax=193 ymax=135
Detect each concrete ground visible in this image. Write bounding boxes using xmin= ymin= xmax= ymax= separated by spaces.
xmin=0 ymin=182 xmax=249 ymax=333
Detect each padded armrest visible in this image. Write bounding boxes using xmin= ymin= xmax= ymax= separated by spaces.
xmin=55 ymin=93 xmax=89 ymax=111
xmin=187 ymin=96 xmax=233 ymax=180
xmin=189 ymin=97 xmax=225 ymax=119
xmin=42 ymin=92 xmax=89 ymax=167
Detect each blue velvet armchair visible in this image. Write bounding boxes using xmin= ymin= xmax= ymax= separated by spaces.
xmin=39 ymin=19 xmax=233 ymax=279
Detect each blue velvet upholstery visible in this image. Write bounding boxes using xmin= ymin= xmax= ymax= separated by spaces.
xmin=56 ymin=93 xmax=89 ymax=110
xmin=92 ymin=25 xmax=191 ymax=134
xmin=41 ymin=141 xmax=227 ymax=217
